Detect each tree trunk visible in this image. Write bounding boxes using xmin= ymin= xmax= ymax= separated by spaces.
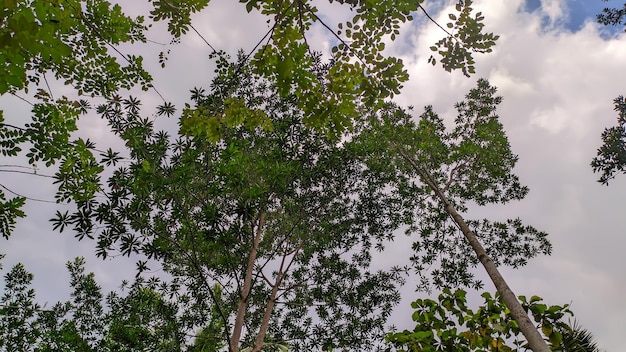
xmin=441 ymin=200 xmax=550 ymax=352
xmin=398 ymin=150 xmax=551 ymax=352
xmin=252 ymin=241 xmax=303 ymax=351
xmin=252 ymin=271 xmax=283 ymax=352
xmin=230 ymin=211 xmax=266 ymax=352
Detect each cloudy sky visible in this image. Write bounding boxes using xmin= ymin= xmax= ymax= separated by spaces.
xmin=1 ymin=0 xmax=625 ymax=350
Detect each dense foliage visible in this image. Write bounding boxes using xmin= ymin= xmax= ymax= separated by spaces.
xmin=0 ymin=0 xmax=500 ymax=238
xmin=386 ymin=289 xmax=600 ymax=352
xmin=592 ymin=96 xmax=626 ymax=184
xmin=52 ymin=57 xmax=410 ymax=351
xmin=0 ymin=256 xmax=186 ymax=351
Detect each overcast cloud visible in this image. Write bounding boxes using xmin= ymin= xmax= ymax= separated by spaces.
xmin=1 ymin=0 xmax=625 ymax=350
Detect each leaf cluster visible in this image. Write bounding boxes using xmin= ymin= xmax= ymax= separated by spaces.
xmin=0 ymin=257 xmax=187 ymax=351
xmin=428 ymin=1 xmax=499 ymax=77
xmin=597 ymin=1 xmax=626 ymax=30
xmin=0 ymin=0 xmax=151 ymax=95
xmin=591 ymin=95 xmax=626 ymax=184
xmin=385 ymin=289 xmax=584 ymax=352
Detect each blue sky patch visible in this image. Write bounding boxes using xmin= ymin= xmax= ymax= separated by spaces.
xmin=524 ymin=0 xmax=624 ymax=36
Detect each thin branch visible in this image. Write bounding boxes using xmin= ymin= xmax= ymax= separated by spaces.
xmin=0 ymin=169 xmax=55 ymax=178
xmin=0 ymin=183 xmax=57 ymax=204
xmin=297 ymin=0 xmax=370 ymax=71
xmin=418 ymin=4 xmax=454 ymax=38
xmin=443 ymin=160 xmax=468 ymax=193
xmin=161 ymin=0 xmax=218 ymax=53
xmin=189 ymin=23 xmax=218 ymax=53
xmin=43 ymin=73 xmax=54 ymax=100
xmin=8 ymin=93 xmax=34 ymax=106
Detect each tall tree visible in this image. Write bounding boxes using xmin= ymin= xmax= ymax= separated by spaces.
xmin=55 ymin=55 xmax=407 ymax=351
xmin=0 ymin=257 xmax=187 ymax=351
xmin=354 ymin=79 xmax=552 ymax=351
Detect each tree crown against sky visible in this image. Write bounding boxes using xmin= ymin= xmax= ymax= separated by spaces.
xmin=40 ymin=51 xmax=553 ymax=350
xmin=0 ymin=0 xmax=616 ymax=350
xmin=0 ymin=256 xmax=600 ymax=352
xmin=0 ymin=0 xmax=500 ymax=239
xmin=53 ymin=57 xmax=410 ymax=351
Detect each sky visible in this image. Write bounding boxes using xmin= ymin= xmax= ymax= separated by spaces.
xmin=1 ymin=0 xmax=625 ymax=350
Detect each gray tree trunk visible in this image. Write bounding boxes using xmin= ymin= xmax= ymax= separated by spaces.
xmin=399 ymin=150 xmax=551 ymax=352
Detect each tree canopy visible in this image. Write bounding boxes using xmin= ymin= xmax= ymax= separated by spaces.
xmin=0 ymin=0 xmax=500 ymax=239
xmin=2 ymin=1 xmax=606 ymax=351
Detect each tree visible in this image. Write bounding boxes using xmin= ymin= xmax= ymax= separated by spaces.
xmin=592 ymin=2 xmax=626 ymax=184
xmin=54 ymin=55 xmax=408 ymax=351
xmin=386 ymin=288 xmax=600 ymax=352
xmin=591 ymin=96 xmax=626 ymax=184
xmin=0 ymin=256 xmax=188 ymax=351
xmin=354 ymin=79 xmax=552 ymax=351
xmin=49 ymin=59 xmax=556 ymax=351
xmin=1 ymin=0 xmax=499 ymax=238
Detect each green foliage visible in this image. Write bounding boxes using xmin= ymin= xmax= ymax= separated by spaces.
xmin=428 ymin=0 xmax=499 ymax=77
xmin=149 ymin=0 xmax=498 ymax=135
xmin=591 ymin=95 xmax=626 ymax=184
xmin=354 ymin=79 xmax=551 ymax=290
xmin=386 ymin=289 xmax=591 ymax=352
xmin=0 ymin=257 xmax=187 ymax=351
xmin=0 ymin=0 xmax=151 ymax=95
xmin=0 ymin=262 xmax=40 ymax=350
xmin=0 ymin=192 xmax=26 ymax=240
xmin=0 ymin=0 xmax=154 ymax=239
xmin=1 ymin=0 xmax=500 ymax=238
xmin=55 ymin=60 xmax=407 ymax=350
xmin=560 ymin=320 xmax=602 ymax=352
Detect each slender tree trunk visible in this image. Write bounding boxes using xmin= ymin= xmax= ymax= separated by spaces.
xmin=441 ymin=200 xmax=550 ymax=352
xmin=230 ymin=211 xmax=266 ymax=352
xmin=398 ymin=150 xmax=551 ymax=352
xmin=252 ymin=241 xmax=303 ymax=351
xmin=252 ymin=271 xmax=283 ymax=352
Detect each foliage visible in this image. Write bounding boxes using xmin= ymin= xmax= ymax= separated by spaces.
xmin=0 ymin=257 xmax=188 ymax=351
xmin=353 ymin=79 xmax=552 ymax=291
xmin=0 ymin=0 xmax=154 ymax=239
xmin=150 ymin=0 xmax=499 ymax=135
xmin=386 ymin=288 xmax=597 ymax=352
xmin=0 ymin=0 xmax=150 ymax=95
xmin=1 ymin=0 xmax=499 ymax=239
xmin=428 ymin=0 xmax=499 ymax=77
xmin=561 ymin=320 xmax=603 ymax=352
xmin=597 ymin=1 xmax=626 ymax=30
xmin=53 ymin=57 xmax=407 ymax=351
xmin=591 ymin=95 xmax=626 ymax=184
